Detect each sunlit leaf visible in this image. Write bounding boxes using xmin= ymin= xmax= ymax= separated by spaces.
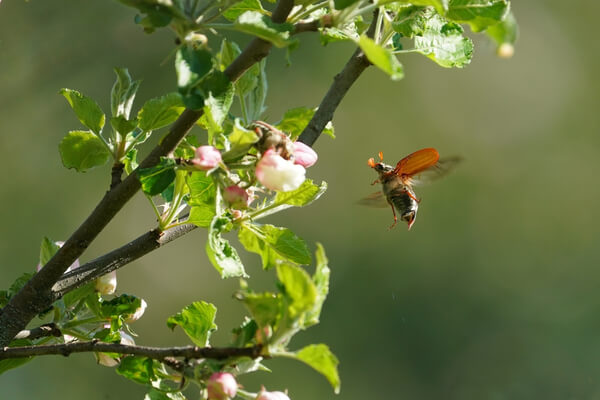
xmin=358 ymin=35 xmax=404 ymax=80
xmin=167 ymin=301 xmax=217 ymax=347
xmin=293 ymin=344 xmax=340 ymax=393
xmin=60 ymin=88 xmax=106 ymax=135
xmin=234 ymin=11 xmax=295 ymax=48
xmin=59 ymin=130 xmax=111 ymax=172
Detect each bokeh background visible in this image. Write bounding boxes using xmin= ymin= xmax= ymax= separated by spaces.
xmin=1 ymin=0 xmax=600 ymax=399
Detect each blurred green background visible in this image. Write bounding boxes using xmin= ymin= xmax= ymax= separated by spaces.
xmin=2 ymin=0 xmax=600 ymax=399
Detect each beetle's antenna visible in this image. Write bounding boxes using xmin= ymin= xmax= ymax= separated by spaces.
xmin=378 ymin=151 xmax=384 ymax=161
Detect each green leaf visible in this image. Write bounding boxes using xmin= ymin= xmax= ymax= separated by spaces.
xmin=232 ymin=317 xmax=258 ymax=347
xmin=116 ymin=356 xmax=157 ymax=385
xmin=138 ymin=92 xmax=185 ymax=132
xmin=244 ymin=59 xmax=268 ymax=122
xmin=392 ymin=5 xmax=429 ymax=38
xmin=486 ymin=10 xmax=518 ymax=47
xmin=100 ymin=294 xmax=142 ymax=319
xmin=414 ymin=12 xmax=473 ymax=68
xmin=276 ymin=107 xmax=334 ymax=141
xmin=175 ymin=46 xmax=213 ymax=109
xmin=274 ymin=179 xmax=327 ymax=207
xmin=124 ymin=148 xmax=138 ymax=174
xmin=110 ymin=115 xmax=138 ymax=136
xmin=0 ymin=274 xmax=33 ymax=308
xmin=357 ymin=35 xmax=404 ymax=81
xmin=138 ymin=157 xmax=176 ymax=196
xmin=206 ymin=216 xmax=247 ymax=278
xmin=63 ymin=282 xmax=96 ymax=308
xmin=202 ymin=80 xmax=234 ymax=140
xmin=222 ymin=120 xmax=259 ymax=161
xmin=234 ymin=11 xmax=295 ymax=48
xmin=59 ymin=130 xmax=111 ymax=172
xmin=166 ymin=301 xmax=217 ymax=347
xmin=277 ymin=263 xmax=317 ymax=319
xmin=187 ymin=172 xmax=216 ymax=228
xmin=240 ymin=291 xmax=283 ymax=328
xmin=446 ymin=0 xmax=509 ymax=32
xmin=319 ymin=24 xmax=359 ymax=45
xmin=293 ymin=344 xmax=341 ymax=393
xmin=39 ymin=237 xmax=61 ymax=266
xmin=59 ymin=88 xmax=105 ymax=135
xmin=305 ymin=243 xmax=330 ymax=327
xmin=111 ymin=67 xmax=141 ymax=119
xmin=223 ymin=0 xmax=266 ymax=21
xmin=239 ymin=224 xmax=311 ymax=269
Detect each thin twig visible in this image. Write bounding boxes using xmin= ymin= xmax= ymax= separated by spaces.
xmin=297 ymin=10 xmax=379 ymax=146
xmin=0 ymin=341 xmax=263 ymax=361
xmin=14 ymin=323 xmax=62 ymax=341
xmin=51 ymin=224 xmax=197 ymax=299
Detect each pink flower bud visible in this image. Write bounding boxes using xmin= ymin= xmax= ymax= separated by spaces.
xmin=126 ymin=299 xmax=147 ymax=322
xmin=95 ymin=271 xmax=117 ymax=295
xmin=223 ymin=185 xmax=250 ymax=209
xmin=292 ymin=142 xmax=317 ymax=168
xmin=256 ymin=150 xmax=305 ymax=192
xmin=193 ymin=146 xmax=222 ymax=170
xmin=207 ymin=372 xmax=238 ymax=400
xmin=256 ymin=386 xmax=291 ymax=400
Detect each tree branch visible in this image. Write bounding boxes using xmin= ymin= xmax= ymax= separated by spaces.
xmin=0 ymin=0 xmax=295 ymax=347
xmin=297 ymin=11 xmax=378 ymax=146
xmin=0 ymin=341 xmax=263 ymax=361
xmin=51 ymin=224 xmax=197 ymax=299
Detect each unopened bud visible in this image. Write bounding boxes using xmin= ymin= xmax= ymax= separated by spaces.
xmin=95 ymin=271 xmax=117 ymax=295
xmin=207 ymin=372 xmax=238 ymax=400
xmin=256 ymin=386 xmax=291 ymax=400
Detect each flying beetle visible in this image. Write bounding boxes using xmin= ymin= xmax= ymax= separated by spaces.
xmin=363 ymin=148 xmax=459 ymax=230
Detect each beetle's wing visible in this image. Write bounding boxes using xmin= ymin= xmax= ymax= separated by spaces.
xmin=408 ymin=156 xmax=462 ymax=186
xmin=357 ymin=191 xmax=389 ymax=208
xmin=393 ymin=148 xmax=440 ymax=177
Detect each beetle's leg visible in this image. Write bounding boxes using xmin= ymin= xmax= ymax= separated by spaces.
xmin=406 ymin=190 xmax=421 ymax=203
xmin=371 ymin=179 xmax=380 ymax=186
xmin=388 ymin=201 xmax=398 ymax=230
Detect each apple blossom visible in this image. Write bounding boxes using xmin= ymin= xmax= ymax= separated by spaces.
xmin=292 ymin=141 xmax=318 ymax=168
xmin=207 ymin=372 xmax=238 ymax=400
xmin=192 ymin=146 xmax=222 ymax=170
xmin=223 ymin=185 xmax=250 ymax=209
xmin=256 ymin=150 xmax=306 ymax=192
xmin=256 ymin=386 xmax=291 ymax=400
xmin=95 ymin=271 xmax=117 ymax=295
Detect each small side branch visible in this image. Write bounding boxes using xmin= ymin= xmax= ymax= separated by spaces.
xmin=51 ymin=224 xmax=197 ymax=299
xmin=297 ymin=10 xmax=379 ymax=146
xmin=14 ymin=323 xmax=62 ymax=341
xmin=0 ymin=341 xmax=263 ymax=361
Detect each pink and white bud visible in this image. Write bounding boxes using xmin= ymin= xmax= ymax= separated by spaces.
xmin=37 ymin=241 xmax=80 ymax=272
xmin=95 ymin=271 xmax=117 ymax=295
xmin=193 ymin=146 xmax=222 ymax=170
xmin=126 ymin=299 xmax=147 ymax=322
xmin=207 ymin=372 xmax=238 ymax=400
xmin=292 ymin=142 xmax=318 ymax=168
xmin=223 ymin=185 xmax=250 ymax=209
xmin=256 ymin=150 xmax=305 ymax=192
xmin=256 ymin=386 xmax=291 ymax=400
